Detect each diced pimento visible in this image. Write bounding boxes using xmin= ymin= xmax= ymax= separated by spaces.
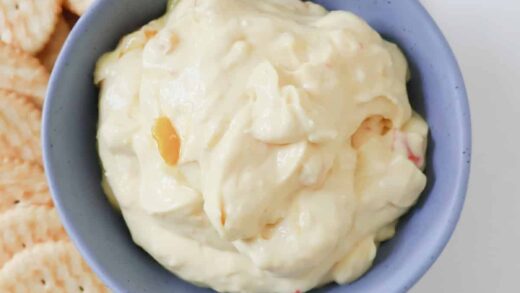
xmin=393 ymin=131 xmax=424 ymax=168
xmin=407 ymin=151 xmax=422 ymax=167
xmin=152 ymin=117 xmax=181 ymax=166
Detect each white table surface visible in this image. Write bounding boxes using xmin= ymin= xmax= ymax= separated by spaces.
xmin=413 ymin=1 xmax=520 ymax=292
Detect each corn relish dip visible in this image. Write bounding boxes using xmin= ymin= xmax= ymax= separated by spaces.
xmin=95 ymin=0 xmax=428 ymax=292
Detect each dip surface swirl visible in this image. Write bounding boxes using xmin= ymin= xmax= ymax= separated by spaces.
xmin=95 ymin=0 xmax=428 ymax=292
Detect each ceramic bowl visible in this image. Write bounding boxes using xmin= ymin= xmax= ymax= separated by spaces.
xmin=43 ymin=0 xmax=471 ymax=292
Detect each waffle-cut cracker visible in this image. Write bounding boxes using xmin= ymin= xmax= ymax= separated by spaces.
xmin=0 ymin=43 xmax=49 ymax=105
xmin=0 ymin=157 xmax=51 ymax=213
xmin=0 ymin=90 xmax=42 ymax=162
xmin=0 ymin=241 xmax=109 ymax=292
xmin=0 ymin=206 xmax=67 ymax=268
xmin=64 ymin=0 xmax=93 ymax=15
xmin=0 ymin=0 xmax=62 ymax=54
xmin=38 ymin=16 xmax=71 ymax=71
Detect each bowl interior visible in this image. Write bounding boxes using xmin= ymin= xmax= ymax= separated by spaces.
xmin=43 ymin=0 xmax=471 ymax=292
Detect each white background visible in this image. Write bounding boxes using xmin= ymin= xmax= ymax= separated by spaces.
xmin=413 ymin=1 xmax=520 ymax=292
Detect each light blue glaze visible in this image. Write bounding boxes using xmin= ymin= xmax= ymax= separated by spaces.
xmin=42 ymin=0 xmax=471 ymax=292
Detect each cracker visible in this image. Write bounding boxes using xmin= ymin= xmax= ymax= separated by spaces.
xmin=0 ymin=157 xmax=51 ymax=213
xmin=0 ymin=241 xmax=109 ymax=292
xmin=64 ymin=0 xmax=93 ymax=16
xmin=0 ymin=206 xmax=66 ymax=267
xmin=0 ymin=0 xmax=62 ymax=54
xmin=0 ymin=90 xmax=42 ymax=162
xmin=0 ymin=42 xmax=49 ymax=105
xmin=37 ymin=16 xmax=71 ymax=71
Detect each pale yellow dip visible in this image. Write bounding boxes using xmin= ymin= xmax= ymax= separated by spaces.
xmin=95 ymin=0 xmax=428 ymax=292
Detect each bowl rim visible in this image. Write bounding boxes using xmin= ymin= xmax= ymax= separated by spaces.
xmin=42 ymin=0 xmax=472 ymax=292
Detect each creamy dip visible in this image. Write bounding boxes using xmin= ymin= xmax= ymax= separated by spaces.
xmin=95 ymin=0 xmax=428 ymax=292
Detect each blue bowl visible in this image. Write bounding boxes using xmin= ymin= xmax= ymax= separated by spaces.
xmin=43 ymin=0 xmax=471 ymax=292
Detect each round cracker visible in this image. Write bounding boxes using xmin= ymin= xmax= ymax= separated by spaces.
xmin=0 ymin=42 xmax=49 ymax=105
xmin=64 ymin=0 xmax=93 ymax=15
xmin=0 ymin=157 xmax=51 ymax=213
xmin=37 ymin=16 xmax=71 ymax=71
xmin=0 ymin=206 xmax=66 ymax=267
xmin=0 ymin=90 xmax=42 ymax=162
xmin=0 ymin=241 xmax=109 ymax=292
xmin=0 ymin=0 xmax=62 ymax=54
